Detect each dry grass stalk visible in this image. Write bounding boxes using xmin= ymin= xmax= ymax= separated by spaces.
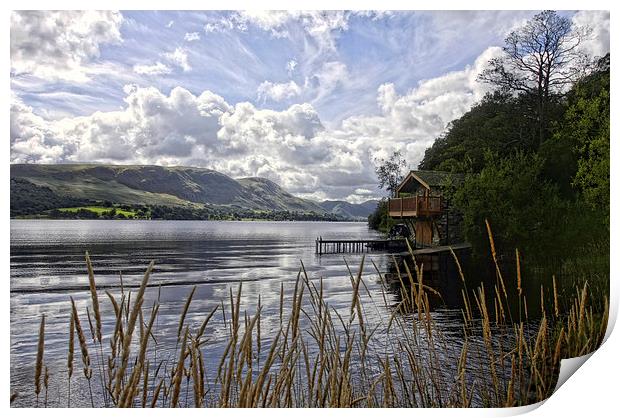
xmin=69 ymin=300 xmax=92 ymax=379
xmin=67 ymin=313 xmax=75 ymax=379
xmin=70 ymin=297 xmax=94 ymax=406
xmin=516 ymin=248 xmax=522 ymax=295
xmin=178 ymin=286 xmax=196 ymax=342
xmin=34 ymin=314 xmax=45 ymax=403
xmin=44 ymin=366 xmax=49 ymax=407
xmin=119 ymin=303 xmax=159 ymax=407
xmin=553 ymin=276 xmax=559 ymax=318
xmin=141 ymin=360 xmax=150 ymax=408
xmin=171 ymin=327 xmax=189 ymax=407
xmin=86 ymin=306 xmax=96 ymax=343
xmin=85 ymin=251 xmax=102 ymax=343
xmin=27 ymin=246 xmax=609 ymax=408
xmin=150 ymin=379 xmax=164 ymax=408
xmin=67 ymin=312 xmax=75 ymax=407
xmin=114 ymin=261 xmax=154 ymax=402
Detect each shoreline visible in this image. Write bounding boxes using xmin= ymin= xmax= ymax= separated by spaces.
xmin=10 ymin=217 xmax=368 ymax=223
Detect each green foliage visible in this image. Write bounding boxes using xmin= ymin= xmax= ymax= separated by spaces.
xmin=27 ymin=202 xmax=345 ymax=222
xmin=416 ymin=39 xmax=609 ymax=274
xmin=561 ymin=55 xmax=610 ymax=218
xmin=419 ymin=92 xmax=541 ymax=173
xmin=374 ymin=150 xmax=407 ymax=197
xmin=10 ymin=178 xmax=92 ymax=217
xmin=367 ymin=199 xmax=395 ymax=233
xmin=58 ymin=206 xmax=136 ymax=217
xmin=454 ymin=152 xmax=558 ymax=259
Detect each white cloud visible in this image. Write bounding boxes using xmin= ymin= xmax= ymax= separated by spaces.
xmin=309 ymin=61 xmax=349 ymax=101
xmin=58 ymin=86 xmax=230 ymax=163
xmin=286 ymin=59 xmax=298 ymax=75
xmin=10 ymin=10 xmax=123 ymax=82
xmin=184 ymin=32 xmax=201 ymax=42
xmin=11 ymin=95 xmax=69 ymax=163
xmin=166 ymin=20 xmax=174 ymax=28
xmin=163 ymin=47 xmax=191 ymax=72
xmin=257 ymin=81 xmax=302 ymax=102
xmin=9 ymin=46 xmax=503 ymax=201
xmin=204 ymin=11 xmax=354 ymax=52
xmin=133 ymin=62 xmax=172 ymax=76
xmin=204 ymin=16 xmax=239 ymax=33
xmin=572 ymin=10 xmax=610 ymax=58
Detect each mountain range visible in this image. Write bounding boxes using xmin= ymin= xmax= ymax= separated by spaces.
xmin=10 ymin=164 xmax=378 ymax=220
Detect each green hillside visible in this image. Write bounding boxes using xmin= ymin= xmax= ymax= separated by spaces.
xmin=10 ymin=163 xmax=332 ymax=217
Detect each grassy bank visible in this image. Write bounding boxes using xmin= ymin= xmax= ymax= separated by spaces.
xmin=58 ymin=206 xmax=138 ymax=217
xmin=17 ymin=223 xmax=608 ymax=408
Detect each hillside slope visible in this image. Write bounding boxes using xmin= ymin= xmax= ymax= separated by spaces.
xmin=319 ymin=200 xmax=379 ymax=220
xmin=10 ymin=164 xmax=326 ymax=214
xmin=237 ymin=177 xmax=325 ymax=212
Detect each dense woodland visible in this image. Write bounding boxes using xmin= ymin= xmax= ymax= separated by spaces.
xmin=370 ymin=13 xmax=609 ymax=274
xmin=10 ymin=178 xmax=93 ymax=216
xmin=426 ymin=54 xmax=609 ymax=265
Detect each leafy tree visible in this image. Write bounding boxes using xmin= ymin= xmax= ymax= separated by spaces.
xmin=374 ymin=150 xmax=407 ymax=197
xmin=454 ymin=151 xmax=567 ymax=261
xmin=478 ymin=10 xmax=592 ymax=145
xmin=419 ymin=92 xmax=541 ymax=173
xmin=556 ymin=54 xmax=610 ymax=219
xmin=367 ymin=199 xmax=395 ymax=233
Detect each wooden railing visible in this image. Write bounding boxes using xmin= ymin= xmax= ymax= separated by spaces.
xmin=388 ymin=196 xmax=442 ymax=217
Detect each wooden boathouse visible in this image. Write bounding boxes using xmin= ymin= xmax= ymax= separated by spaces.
xmin=314 ymin=170 xmax=466 ymax=262
xmin=388 ymin=170 xmax=464 ymax=247
xmin=314 ymin=169 xmax=469 ymax=286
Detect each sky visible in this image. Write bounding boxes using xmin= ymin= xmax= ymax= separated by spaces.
xmin=10 ymin=10 xmax=610 ymax=203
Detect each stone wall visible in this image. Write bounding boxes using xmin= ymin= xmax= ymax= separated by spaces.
xmin=435 ymin=199 xmax=464 ymax=245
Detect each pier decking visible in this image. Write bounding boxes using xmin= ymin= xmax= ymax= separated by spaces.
xmin=315 ymin=236 xmax=471 ymax=258
xmin=315 ymin=237 xmax=406 ymax=255
xmin=409 ymin=242 xmax=471 ymax=256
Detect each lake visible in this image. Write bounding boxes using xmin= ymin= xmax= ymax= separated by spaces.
xmin=10 ymin=219 xmax=501 ymax=407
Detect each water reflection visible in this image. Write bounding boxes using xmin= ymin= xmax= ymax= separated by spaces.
xmin=11 ymin=220 xmax=394 ymax=406
xmin=10 ymin=220 xmax=576 ymax=407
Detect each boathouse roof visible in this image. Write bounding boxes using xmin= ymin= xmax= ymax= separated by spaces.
xmin=396 ymin=170 xmax=464 ymax=193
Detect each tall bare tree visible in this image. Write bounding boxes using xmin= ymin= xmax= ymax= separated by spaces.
xmin=478 ymin=10 xmax=592 ymax=145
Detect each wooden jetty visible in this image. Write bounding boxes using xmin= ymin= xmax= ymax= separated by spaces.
xmin=315 ymin=236 xmax=471 ymax=284
xmin=315 ymin=237 xmax=406 ymax=255
xmin=408 ymin=242 xmax=471 ymax=257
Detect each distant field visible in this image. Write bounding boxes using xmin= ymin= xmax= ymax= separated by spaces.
xmin=58 ymin=206 xmax=138 ymax=217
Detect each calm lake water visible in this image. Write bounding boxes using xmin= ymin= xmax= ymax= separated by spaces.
xmin=10 ymin=219 xmax=496 ymax=407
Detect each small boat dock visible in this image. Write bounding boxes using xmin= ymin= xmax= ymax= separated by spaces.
xmin=315 ymin=237 xmax=406 ymax=255
xmin=315 ymin=237 xmax=471 ymax=284
xmin=315 ymin=236 xmax=471 ymax=258
xmin=408 ymin=242 xmax=471 ymax=256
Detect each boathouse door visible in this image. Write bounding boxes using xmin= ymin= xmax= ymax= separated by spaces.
xmin=415 ymin=219 xmax=433 ymax=247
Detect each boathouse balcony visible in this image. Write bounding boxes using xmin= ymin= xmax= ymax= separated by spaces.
xmin=388 ymin=195 xmax=442 ymax=218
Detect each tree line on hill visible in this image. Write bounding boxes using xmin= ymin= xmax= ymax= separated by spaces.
xmin=370 ymin=11 xmax=609 ymax=271
xmin=11 ymin=183 xmax=344 ymax=222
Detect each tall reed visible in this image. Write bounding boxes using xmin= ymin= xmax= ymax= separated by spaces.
xmin=26 ymin=226 xmax=608 ymax=408
xmin=34 ymin=314 xmax=45 ymax=407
